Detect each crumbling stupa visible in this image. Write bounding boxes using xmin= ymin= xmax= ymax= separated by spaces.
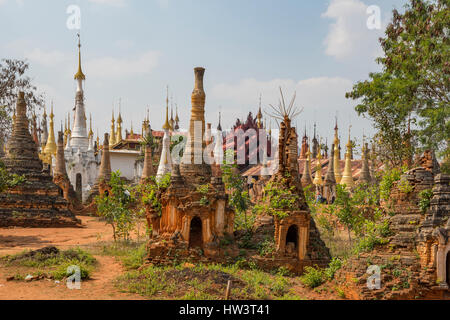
xmin=146 ymin=68 xmax=235 ymax=263
xmin=336 ymin=161 xmax=450 ymax=300
xmin=53 ymin=131 xmax=83 ymax=212
xmin=256 ymin=89 xmax=331 ymax=273
xmin=0 ymin=92 xmax=80 ymax=227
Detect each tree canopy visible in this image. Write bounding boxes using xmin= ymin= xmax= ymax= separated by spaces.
xmin=0 ymin=59 xmax=44 ymax=143
xmin=346 ymin=0 xmax=449 ymax=168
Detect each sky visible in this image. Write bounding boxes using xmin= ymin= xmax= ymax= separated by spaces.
xmin=0 ymin=0 xmax=408 ymax=153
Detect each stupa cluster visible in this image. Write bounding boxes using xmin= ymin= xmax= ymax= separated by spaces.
xmin=0 ymin=34 xmax=447 ymax=284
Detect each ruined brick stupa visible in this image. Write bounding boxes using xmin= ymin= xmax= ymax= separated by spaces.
xmin=146 ymin=68 xmax=235 ymax=263
xmin=336 ymin=155 xmax=450 ymax=300
xmin=261 ymin=90 xmax=330 ymax=273
xmin=0 ymin=92 xmax=80 ymax=227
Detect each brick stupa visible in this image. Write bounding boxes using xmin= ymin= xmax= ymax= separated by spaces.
xmin=0 ymin=92 xmax=80 ymax=227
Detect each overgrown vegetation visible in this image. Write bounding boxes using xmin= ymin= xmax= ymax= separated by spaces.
xmin=418 ymin=189 xmax=433 ymax=213
xmin=0 ymin=160 xmax=25 ymax=193
xmin=255 ymin=177 xmax=299 ymax=220
xmin=0 ymin=247 xmax=97 ymax=280
xmin=221 ymin=156 xmax=252 ymax=231
xmin=95 ymin=171 xmax=136 ymax=242
xmin=300 ymin=258 xmax=343 ymax=289
xmin=95 ymin=171 xmax=171 ymax=242
xmin=116 ymin=261 xmax=300 ymax=300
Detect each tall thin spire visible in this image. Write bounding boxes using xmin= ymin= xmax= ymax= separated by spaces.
xmin=217 ymin=111 xmax=222 ymax=131
xmin=340 ymin=126 xmax=354 ymax=190
xmin=116 ymin=100 xmax=123 ymax=143
xmin=174 ymin=104 xmax=180 ymax=131
xmin=74 ymin=33 xmax=86 ymax=81
xmin=109 ymin=109 xmax=116 ymax=147
xmin=256 ymin=94 xmax=263 ymax=129
xmin=88 ymin=113 xmax=94 ymax=139
xmin=313 ymin=142 xmax=323 ymax=186
xmin=312 ymin=122 xmax=318 ymax=160
xmin=333 ymin=118 xmax=342 ymax=183
xmin=42 ymin=101 xmax=57 ymax=164
xmin=358 ymin=136 xmax=372 ymax=184
xmin=157 ymin=87 xmax=173 ymax=181
xmin=163 ymin=86 xmax=171 ymax=131
xmin=301 ymin=146 xmax=313 ymax=188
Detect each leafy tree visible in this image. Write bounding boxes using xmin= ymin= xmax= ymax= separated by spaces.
xmin=95 ymin=171 xmax=135 ymax=241
xmin=346 ymin=0 xmax=449 ymax=166
xmin=0 ymin=59 xmax=45 ymax=143
xmin=221 ymin=157 xmax=252 ymax=231
xmin=136 ymin=173 xmax=171 ymax=217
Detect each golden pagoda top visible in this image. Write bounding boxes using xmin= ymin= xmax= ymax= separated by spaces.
xmin=162 ymin=86 xmax=171 ymax=131
xmin=175 ymin=105 xmax=180 ymax=122
xmin=74 ymin=33 xmax=86 ymax=81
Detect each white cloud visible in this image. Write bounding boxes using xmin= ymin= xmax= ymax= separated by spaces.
xmin=322 ymin=0 xmax=385 ymax=60
xmin=88 ymin=0 xmax=126 ymax=7
xmin=86 ymin=50 xmax=160 ymax=78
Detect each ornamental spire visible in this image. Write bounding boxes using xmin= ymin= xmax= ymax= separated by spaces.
xmin=340 ymin=126 xmax=354 ymax=190
xmin=162 ymin=86 xmax=171 ymax=130
xmin=74 ymin=33 xmax=86 ymax=81
xmin=88 ymin=113 xmax=94 ymax=139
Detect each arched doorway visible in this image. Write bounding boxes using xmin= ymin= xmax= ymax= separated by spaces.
xmin=58 ymin=187 xmax=64 ymax=198
xmin=286 ymin=225 xmax=298 ymax=256
xmin=446 ymin=251 xmax=450 ymax=287
xmin=75 ymin=173 xmax=82 ymax=202
xmin=189 ymin=217 xmax=203 ymax=249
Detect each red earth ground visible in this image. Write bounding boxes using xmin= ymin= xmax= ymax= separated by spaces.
xmin=0 ymin=216 xmax=337 ymax=300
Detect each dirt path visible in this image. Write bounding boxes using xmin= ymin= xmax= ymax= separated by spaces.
xmin=0 ymin=216 xmax=144 ymax=300
xmin=0 ymin=216 xmax=115 ymax=256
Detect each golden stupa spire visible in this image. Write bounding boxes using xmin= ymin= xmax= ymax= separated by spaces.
xmin=175 ymin=104 xmax=180 ymax=122
xmin=42 ymin=101 xmax=57 ymax=164
xmin=74 ymin=33 xmax=86 ymax=81
xmin=313 ymin=142 xmax=323 ymax=186
xmin=256 ymin=94 xmax=263 ymax=129
xmin=333 ymin=116 xmax=342 ymax=183
xmin=130 ymin=121 xmax=134 ymax=137
xmin=162 ymin=86 xmax=171 ymax=130
xmin=63 ymin=116 xmax=68 ymax=147
xmin=116 ymin=99 xmax=123 ymax=143
xmin=340 ymin=126 xmax=354 ymax=190
xmin=110 ymin=108 xmax=116 ymax=146
xmin=67 ymin=112 xmax=71 ymax=135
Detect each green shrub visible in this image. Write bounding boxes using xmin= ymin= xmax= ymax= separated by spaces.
xmin=258 ymin=238 xmax=275 ymax=256
xmin=418 ymin=189 xmax=433 ymax=213
xmin=324 ymin=258 xmax=342 ymax=281
xmin=300 ymin=266 xmax=325 ymax=289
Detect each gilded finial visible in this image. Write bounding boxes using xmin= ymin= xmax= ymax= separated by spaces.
xmin=163 ymin=86 xmax=171 ymax=130
xmin=175 ymin=104 xmax=180 ymax=122
xmin=74 ymin=33 xmax=86 ymax=81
